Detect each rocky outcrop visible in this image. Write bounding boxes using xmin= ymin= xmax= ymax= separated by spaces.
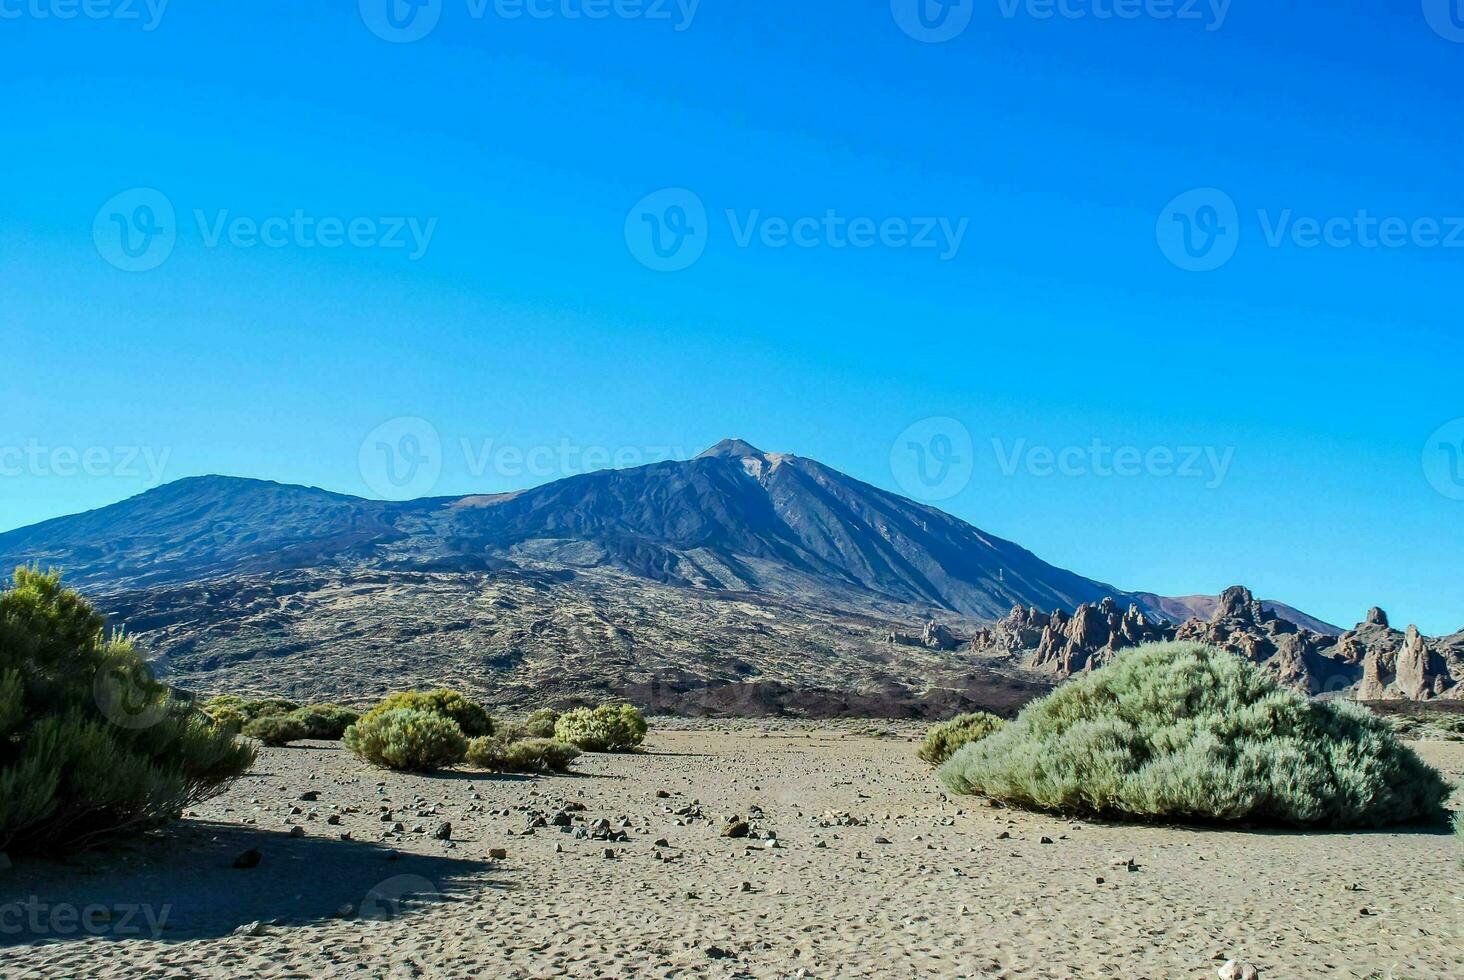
xmin=972 ymin=585 xmax=1464 ymax=701
xmin=1356 ymin=624 xmax=1460 ymax=700
xmin=886 ymin=622 xmax=960 ymax=652
xmin=973 ymin=597 xmax=1173 ymax=676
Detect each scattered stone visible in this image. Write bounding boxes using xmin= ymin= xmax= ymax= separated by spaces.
xmin=739 ymin=881 xmax=753 ymax=893
xmin=289 ymin=826 xmax=305 ymax=839
xmin=722 ymin=820 xmax=751 ymax=839
xmin=704 ymin=945 xmax=732 ymax=959
xmin=1217 ymin=961 xmax=1259 ymax=980
xmin=233 ymin=921 xmax=269 ymax=937
xmin=232 ymin=849 xmax=263 ymax=869
xmin=602 ymin=848 xmax=616 ymax=859
xmin=488 ymin=848 xmax=508 ymax=860
xmin=326 ymin=814 xmax=342 ymax=826
xmin=433 ymin=822 xmax=452 ymax=841
xmin=299 ymin=791 xmax=319 ymax=802
xmin=1040 ymin=837 xmax=1054 ymax=845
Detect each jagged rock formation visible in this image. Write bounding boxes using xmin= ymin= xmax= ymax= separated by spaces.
xmin=974 ymin=597 xmax=1173 ymax=675
xmin=974 ymin=585 xmax=1462 ymax=701
xmin=1353 ymin=618 xmax=1462 ymax=701
xmin=885 ymin=622 xmax=960 ymax=652
xmin=1171 ymin=586 xmax=1353 ymax=695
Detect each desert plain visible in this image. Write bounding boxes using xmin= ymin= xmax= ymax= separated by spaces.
xmin=2 ymin=722 xmax=1460 ymax=980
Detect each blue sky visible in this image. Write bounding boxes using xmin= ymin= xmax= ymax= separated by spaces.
xmin=3 ymin=1 xmax=1462 ymax=632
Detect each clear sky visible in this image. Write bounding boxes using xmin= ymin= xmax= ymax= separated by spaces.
xmin=3 ymin=1 xmax=1462 ymax=632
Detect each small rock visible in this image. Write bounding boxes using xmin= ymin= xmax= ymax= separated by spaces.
xmin=722 ymin=820 xmax=750 ymax=839
xmin=1040 ymin=837 xmax=1054 ymax=845
xmin=432 ymin=822 xmax=452 ymax=841
xmin=299 ymin=791 xmax=319 ymax=802
xmin=602 ymin=848 xmax=616 ymax=859
xmin=704 ymin=945 xmax=732 ymax=959
xmin=739 ymin=881 xmax=753 ymax=893
xmin=488 ymin=848 xmax=508 ymax=860
xmin=232 ymin=849 xmax=263 ymax=869
xmin=1217 ymin=961 xmax=1259 ymax=980
xmin=326 ymin=814 xmax=342 ymax=826
xmin=288 ymin=827 xmax=305 ymax=839
xmin=233 ymin=921 xmax=269 ymax=937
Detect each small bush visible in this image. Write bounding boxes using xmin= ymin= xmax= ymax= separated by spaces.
xmin=360 ymin=689 xmax=493 ymax=737
xmin=917 ymin=712 xmax=1005 ymax=766
xmin=243 ymin=714 xmax=310 ymax=747
xmin=0 ymin=568 xmax=255 ymax=854
xmin=289 ymin=703 xmax=360 ymax=740
xmin=523 ymin=708 xmax=560 ymax=739
xmin=937 ymin=641 xmax=1450 ymax=828
xmin=466 ymin=736 xmax=580 ymax=773
xmin=203 ymin=695 xmax=301 ymax=726
xmin=554 ymin=704 xmax=648 ymax=753
xmin=206 ymin=705 xmax=248 ymax=734
xmin=343 ymin=708 xmax=466 ymax=772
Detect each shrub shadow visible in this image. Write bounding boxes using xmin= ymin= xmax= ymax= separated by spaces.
xmin=0 ymin=820 xmax=502 ymax=946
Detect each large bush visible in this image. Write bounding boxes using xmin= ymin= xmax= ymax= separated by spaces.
xmin=360 ymin=689 xmax=493 ymax=737
xmin=243 ymin=713 xmax=309 ymax=747
xmin=466 ymin=736 xmax=580 ymax=774
xmin=937 ymin=641 xmax=1450 ymax=828
xmin=554 ymin=704 xmax=647 ymax=752
xmin=343 ymin=708 xmax=466 ymax=772
xmin=917 ymin=711 xmax=1004 ymax=766
xmin=289 ymin=703 xmax=360 ymax=740
xmin=523 ymin=708 xmax=560 ymax=738
xmin=0 ymin=568 xmax=255 ymax=854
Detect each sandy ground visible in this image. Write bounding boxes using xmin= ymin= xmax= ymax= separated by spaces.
xmin=1 ymin=727 xmax=1460 ymax=979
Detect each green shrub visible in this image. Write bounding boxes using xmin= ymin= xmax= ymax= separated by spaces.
xmin=554 ymin=704 xmax=648 ymax=752
xmin=343 ymin=708 xmax=467 ymax=772
xmin=917 ymin=712 xmax=1005 ymax=766
xmin=465 ymin=736 xmax=580 ymax=773
xmin=289 ymin=703 xmax=360 ymax=740
xmin=937 ymin=641 xmax=1450 ymax=829
xmin=523 ymin=708 xmax=560 ymax=738
xmin=203 ymin=695 xmax=301 ymax=727
xmin=0 ymin=568 xmax=255 ymax=854
xmin=360 ymin=689 xmax=493 ymax=737
xmin=243 ymin=713 xmax=309 ymax=747
xmin=206 ymin=705 xmax=248 ymax=734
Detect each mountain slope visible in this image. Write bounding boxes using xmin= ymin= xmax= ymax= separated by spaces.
xmin=0 ymin=440 xmax=1136 ymax=619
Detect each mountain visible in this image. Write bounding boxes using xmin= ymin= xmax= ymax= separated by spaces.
xmin=0 ymin=440 xmax=1141 ymax=618
xmin=0 ymin=439 xmax=1341 ymax=715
